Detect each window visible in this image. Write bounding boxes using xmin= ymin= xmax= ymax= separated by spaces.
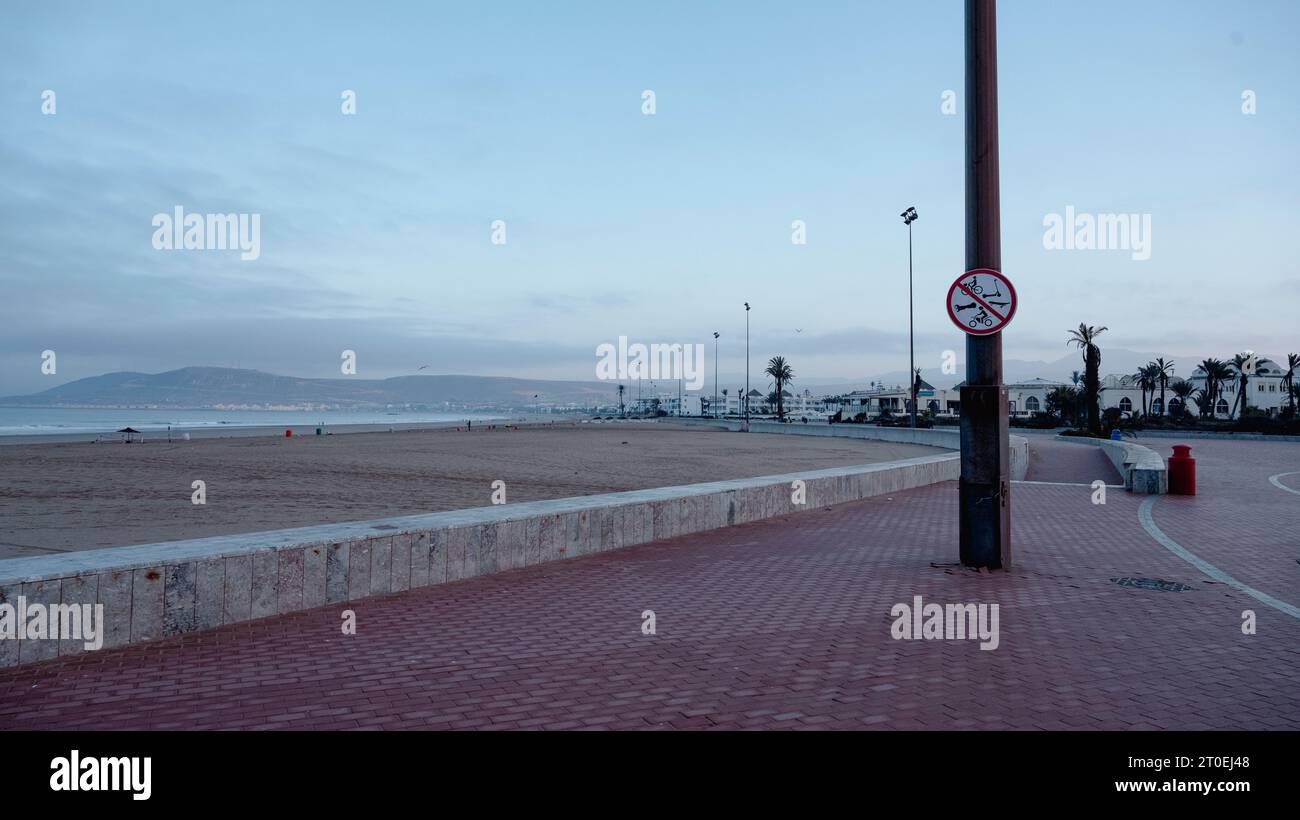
xmin=1119 ymin=397 xmax=1132 ymax=412
xmin=1150 ymin=398 xmax=1163 ymax=414
xmin=1216 ymin=398 xmax=1230 ymax=415
xmin=1025 ymin=396 xmax=1040 ymax=413
xmin=1259 ymin=384 xmax=1266 ymax=392
xmin=1169 ymin=398 xmax=1182 ymax=412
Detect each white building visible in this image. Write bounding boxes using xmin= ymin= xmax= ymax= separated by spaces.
xmin=705 ymin=387 xmax=772 ymax=417
xmin=1098 ymin=374 xmax=1148 ymax=417
xmin=1005 ymin=377 xmax=1071 ymax=418
xmin=1184 ymin=357 xmax=1290 ymax=417
xmin=828 ymin=380 xmax=961 ymax=419
xmin=1092 ymin=356 xmax=1293 ymax=419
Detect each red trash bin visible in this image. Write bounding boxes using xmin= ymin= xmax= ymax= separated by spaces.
xmin=1168 ymin=445 xmax=1195 ymax=495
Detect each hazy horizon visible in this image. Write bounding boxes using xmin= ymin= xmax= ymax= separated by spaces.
xmin=11 ymin=341 xmax=1285 ymax=403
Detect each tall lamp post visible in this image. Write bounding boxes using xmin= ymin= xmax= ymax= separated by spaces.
xmin=901 ymin=206 xmax=919 ymax=429
xmin=744 ymin=302 xmax=751 ymax=429
xmin=712 ymin=331 xmax=720 ymax=418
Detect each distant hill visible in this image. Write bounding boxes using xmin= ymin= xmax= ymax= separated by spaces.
xmin=0 ymin=367 xmax=617 ymax=409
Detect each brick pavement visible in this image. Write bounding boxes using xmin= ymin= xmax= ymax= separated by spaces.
xmin=1 ymin=437 xmax=1296 ymax=730
xmin=1142 ymin=438 xmax=1300 ymax=612
xmin=1021 ymin=432 xmax=1121 ymax=484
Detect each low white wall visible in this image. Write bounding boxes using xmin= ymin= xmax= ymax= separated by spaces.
xmin=0 ymin=450 xmax=958 ymax=668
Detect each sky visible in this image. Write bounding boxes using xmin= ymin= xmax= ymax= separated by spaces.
xmin=2 ymin=0 xmax=1297 ymax=396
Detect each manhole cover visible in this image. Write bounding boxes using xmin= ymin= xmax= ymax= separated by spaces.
xmin=1111 ymin=577 xmax=1196 ymax=592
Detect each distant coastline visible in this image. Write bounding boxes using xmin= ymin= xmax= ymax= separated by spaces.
xmin=0 ymin=407 xmax=519 ymax=443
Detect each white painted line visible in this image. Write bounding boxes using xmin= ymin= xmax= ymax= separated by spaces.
xmin=1138 ymin=497 xmax=1300 ymax=620
xmin=1012 ymin=480 xmax=1123 ymax=488
xmin=1268 ymin=471 xmax=1300 ymax=497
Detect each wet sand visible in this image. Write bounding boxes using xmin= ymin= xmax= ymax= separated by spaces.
xmin=0 ymin=423 xmax=946 ymax=558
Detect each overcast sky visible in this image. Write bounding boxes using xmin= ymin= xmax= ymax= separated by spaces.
xmin=2 ymin=0 xmax=1297 ymax=396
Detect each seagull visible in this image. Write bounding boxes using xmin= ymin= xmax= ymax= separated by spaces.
xmin=795 ymin=328 xmax=803 ymax=334
xmin=417 ymin=365 xmax=430 ymax=371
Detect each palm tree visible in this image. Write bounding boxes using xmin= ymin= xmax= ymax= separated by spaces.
xmin=1131 ymin=367 xmax=1152 ymax=417
xmin=1066 ymin=324 xmax=1107 ymax=433
xmin=1196 ymin=360 xmax=1214 ymax=418
xmin=1229 ymin=353 xmax=1253 ymax=419
xmin=1170 ymin=379 xmax=1195 ymax=420
xmin=1071 ymin=370 xmax=1082 ymax=389
xmin=764 ymin=356 xmax=794 ymax=421
xmin=1127 ymin=371 xmax=1144 ymax=417
xmin=1283 ymin=354 xmax=1299 ymax=416
xmin=1142 ymin=363 xmax=1163 ymax=416
xmin=1192 ymin=388 xmax=1210 ymax=418
xmin=1197 ymin=358 xmax=1230 ymax=418
xmin=1046 ymin=385 xmax=1079 ymax=425
xmin=1152 ymin=357 xmax=1174 ymax=417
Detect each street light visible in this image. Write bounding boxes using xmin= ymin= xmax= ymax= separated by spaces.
xmin=744 ymin=302 xmax=751 ymax=428
xmin=901 ymin=206 xmax=919 ymax=429
xmin=712 ymin=331 xmax=720 ymax=418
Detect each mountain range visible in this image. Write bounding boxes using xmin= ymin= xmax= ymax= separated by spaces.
xmin=0 ymin=367 xmax=616 ymax=409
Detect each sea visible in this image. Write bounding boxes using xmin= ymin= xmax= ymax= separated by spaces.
xmin=0 ymin=407 xmax=508 ymax=438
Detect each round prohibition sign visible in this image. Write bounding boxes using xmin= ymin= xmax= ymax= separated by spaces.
xmin=946 ymin=268 xmax=1017 ymax=335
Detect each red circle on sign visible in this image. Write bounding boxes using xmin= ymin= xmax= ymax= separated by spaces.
xmin=946 ymin=268 xmax=1017 ymax=336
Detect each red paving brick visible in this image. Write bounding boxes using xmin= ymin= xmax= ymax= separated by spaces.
xmin=1 ymin=436 xmax=1297 ymax=731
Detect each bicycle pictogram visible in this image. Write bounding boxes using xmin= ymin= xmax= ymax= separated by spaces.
xmin=946 ymin=269 xmax=1017 ymax=336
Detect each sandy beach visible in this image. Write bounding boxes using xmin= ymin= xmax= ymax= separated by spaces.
xmin=0 ymin=423 xmax=945 ymax=558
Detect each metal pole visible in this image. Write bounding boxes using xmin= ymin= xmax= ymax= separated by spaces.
xmin=714 ymin=334 xmax=719 ymax=418
xmin=744 ymin=303 xmax=751 ymax=428
xmin=909 ymin=220 xmax=917 ymax=429
xmin=960 ymin=0 xmax=1010 ymax=570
